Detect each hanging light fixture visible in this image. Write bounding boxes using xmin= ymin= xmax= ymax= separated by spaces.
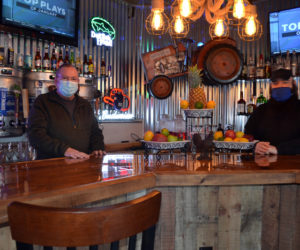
xmin=169 ymin=6 xmax=190 ymax=38
xmin=145 ymin=0 xmax=169 ymax=35
xmin=238 ymin=4 xmax=263 ymax=41
xmin=209 ymin=16 xmax=229 ymax=40
xmin=233 ymin=0 xmax=245 ymax=19
xmin=179 ymin=0 xmax=194 ymax=18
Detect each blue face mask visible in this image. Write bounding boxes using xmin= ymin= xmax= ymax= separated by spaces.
xmin=57 ymin=80 xmax=78 ymax=97
xmin=271 ymin=87 xmax=292 ymax=102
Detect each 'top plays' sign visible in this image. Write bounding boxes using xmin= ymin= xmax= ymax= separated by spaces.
xmin=90 ymin=17 xmax=115 ymax=47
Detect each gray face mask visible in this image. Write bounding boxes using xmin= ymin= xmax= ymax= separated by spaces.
xmin=57 ymin=80 xmax=78 ymax=97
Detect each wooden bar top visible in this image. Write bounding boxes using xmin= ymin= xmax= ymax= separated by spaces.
xmin=1 ymin=152 xmax=300 ymax=224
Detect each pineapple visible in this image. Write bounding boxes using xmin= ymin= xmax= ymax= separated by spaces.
xmin=188 ymin=65 xmax=207 ymax=109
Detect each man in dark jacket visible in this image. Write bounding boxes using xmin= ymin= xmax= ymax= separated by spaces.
xmin=28 ymin=64 xmax=105 ymax=159
xmin=245 ymin=68 xmax=300 ymax=155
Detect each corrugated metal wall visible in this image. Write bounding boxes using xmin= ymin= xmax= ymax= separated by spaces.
xmin=0 ymin=0 xmax=299 ymax=133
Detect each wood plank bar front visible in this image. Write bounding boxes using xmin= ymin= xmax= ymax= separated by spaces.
xmin=1 ymin=153 xmax=300 ymax=250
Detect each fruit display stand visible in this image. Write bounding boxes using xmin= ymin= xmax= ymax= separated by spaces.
xmin=183 ymin=109 xmax=214 ymax=150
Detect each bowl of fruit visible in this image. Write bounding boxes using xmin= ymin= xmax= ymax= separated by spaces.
xmin=213 ymin=130 xmax=258 ymax=150
xmin=142 ymin=129 xmax=190 ymax=150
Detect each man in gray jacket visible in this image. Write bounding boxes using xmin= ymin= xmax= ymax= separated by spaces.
xmin=28 ymin=64 xmax=105 ymax=159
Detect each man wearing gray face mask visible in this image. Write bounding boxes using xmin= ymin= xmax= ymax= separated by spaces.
xmin=28 ymin=64 xmax=105 ymax=160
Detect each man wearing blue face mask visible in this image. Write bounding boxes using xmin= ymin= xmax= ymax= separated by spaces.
xmin=28 ymin=64 xmax=105 ymax=159
xmin=245 ymin=68 xmax=300 ymax=155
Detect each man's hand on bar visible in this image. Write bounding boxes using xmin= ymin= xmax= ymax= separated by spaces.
xmin=91 ymin=150 xmax=106 ymax=158
xmin=255 ymin=142 xmax=278 ymax=155
xmin=64 ymin=147 xmax=90 ymax=159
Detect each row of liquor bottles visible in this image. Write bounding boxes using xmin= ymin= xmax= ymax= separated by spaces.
xmin=0 ymin=46 xmax=110 ymax=77
xmin=237 ymin=90 xmax=267 ymax=116
xmin=241 ymin=50 xmax=300 ymax=80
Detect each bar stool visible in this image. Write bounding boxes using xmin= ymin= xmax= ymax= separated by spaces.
xmin=7 ymin=190 xmax=161 ymax=250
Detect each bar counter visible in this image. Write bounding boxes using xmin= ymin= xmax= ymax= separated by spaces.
xmin=1 ymin=152 xmax=300 ymax=250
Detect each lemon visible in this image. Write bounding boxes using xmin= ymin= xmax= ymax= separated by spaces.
xmin=239 ymin=137 xmax=249 ymax=142
xmin=214 ymin=131 xmax=223 ymax=140
xmin=235 ymin=131 xmax=244 ymax=138
xmin=194 ymin=101 xmax=204 ymax=109
xmin=143 ymin=130 xmax=154 ymax=141
xmin=180 ymin=100 xmax=189 ymax=109
xmin=207 ymin=100 xmax=216 ymax=109
xmin=224 ymin=137 xmax=233 ymax=141
xmin=233 ymin=138 xmax=241 ymax=142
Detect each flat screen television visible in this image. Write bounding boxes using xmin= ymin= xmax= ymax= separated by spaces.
xmin=0 ymin=0 xmax=79 ymax=46
xmin=269 ymin=6 xmax=300 ymax=55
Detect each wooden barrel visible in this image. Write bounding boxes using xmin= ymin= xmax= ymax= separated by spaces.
xmin=147 ymin=75 xmax=173 ymax=99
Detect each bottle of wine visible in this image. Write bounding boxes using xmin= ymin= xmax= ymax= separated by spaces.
xmin=291 ymin=50 xmax=297 ymax=77
xmin=50 ymin=48 xmax=57 ymax=71
xmin=256 ymin=90 xmax=267 ymax=107
xmin=83 ymin=54 xmax=89 ymax=76
xmin=34 ymin=47 xmax=41 ymax=70
xmin=237 ymin=91 xmax=246 ymax=115
xmin=43 ymin=46 xmax=50 ymax=71
xmin=247 ymin=95 xmax=257 ymax=115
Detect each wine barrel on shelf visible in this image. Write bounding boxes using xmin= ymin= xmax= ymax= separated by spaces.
xmin=204 ymin=44 xmax=243 ymax=85
xmin=147 ymin=75 xmax=173 ymax=99
xmin=192 ymin=38 xmax=242 ymax=85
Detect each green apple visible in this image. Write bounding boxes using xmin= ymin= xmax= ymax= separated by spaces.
xmin=167 ymin=134 xmax=178 ymax=142
xmin=161 ymin=128 xmax=169 ymax=137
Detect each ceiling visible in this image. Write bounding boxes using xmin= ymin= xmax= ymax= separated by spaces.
xmin=122 ymin=0 xmax=260 ymax=6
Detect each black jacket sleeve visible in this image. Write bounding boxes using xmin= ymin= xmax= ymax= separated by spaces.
xmin=89 ymin=115 xmax=105 ymax=152
xmin=277 ymin=138 xmax=300 ymax=155
xmin=244 ymin=110 xmax=260 ymax=139
xmin=28 ymin=96 xmax=69 ymax=157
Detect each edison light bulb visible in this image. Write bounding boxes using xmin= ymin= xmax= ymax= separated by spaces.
xmin=245 ymin=16 xmax=256 ymax=36
xmin=152 ymin=10 xmax=163 ymax=30
xmin=233 ymin=0 xmax=245 ymax=19
xmin=214 ymin=19 xmax=225 ymax=37
xmin=174 ymin=16 xmax=184 ymax=33
xmin=180 ymin=0 xmax=192 ymax=18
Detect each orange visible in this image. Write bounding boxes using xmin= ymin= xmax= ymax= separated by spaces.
xmin=239 ymin=137 xmax=249 ymax=142
xmin=143 ymin=130 xmax=154 ymax=141
xmin=235 ymin=131 xmax=244 ymax=138
xmin=224 ymin=137 xmax=233 ymax=141
xmin=180 ymin=100 xmax=189 ymax=109
xmin=214 ymin=131 xmax=223 ymax=140
xmin=233 ymin=138 xmax=241 ymax=142
xmin=206 ymin=100 xmax=216 ymax=109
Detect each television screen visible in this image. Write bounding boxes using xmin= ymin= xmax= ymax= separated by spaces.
xmin=1 ymin=0 xmax=79 ymax=46
xmin=269 ymin=7 xmax=300 ymax=55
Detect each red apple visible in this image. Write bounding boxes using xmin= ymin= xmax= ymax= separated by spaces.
xmin=243 ymin=134 xmax=254 ymax=142
xmin=152 ymin=133 xmax=168 ymax=142
xmin=225 ymin=130 xmax=236 ymax=139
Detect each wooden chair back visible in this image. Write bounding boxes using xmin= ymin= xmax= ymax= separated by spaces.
xmin=8 ymin=190 xmax=161 ymax=250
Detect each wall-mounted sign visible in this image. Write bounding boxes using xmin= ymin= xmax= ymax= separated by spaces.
xmin=90 ymin=17 xmax=116 ymax=47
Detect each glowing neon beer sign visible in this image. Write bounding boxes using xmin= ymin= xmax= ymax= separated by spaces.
xmin=90 ymin=17 xmax=116 ymax=47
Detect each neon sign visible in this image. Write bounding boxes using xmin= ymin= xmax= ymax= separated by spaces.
xmin=90 ymin=17 xmax=116 ymax=47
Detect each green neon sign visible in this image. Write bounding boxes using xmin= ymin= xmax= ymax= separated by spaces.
xmin=90 ymin=17 xmax=116 ymax=45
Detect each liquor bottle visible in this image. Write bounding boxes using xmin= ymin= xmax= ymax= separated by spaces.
xmin=50 ymin=48 xmax=57 ymax=71
xmin=43 ymin=46 xmax=50 ymax=71
xmin=83 ymin=54 xmax=89 ymax=75
xmin=217 ymin=123 xmax=224 ymax=134
xmin=57 ymin=49 xmax=64 ymax=68
xmin=107 ymin=65 xmax=112 ymax=77
xmin=256 ymin=90 xmax=267 ymax=107
xmin=247 ymin=96 xmax=256 ymax=114
xmin=285 ymin=50 xmax=291 ymax=70
xmin=237 ymin=91 xmax=246 ymax=115
xmin=291 ymin=50 xmax=297 ymax=77
xmin=247 ymin=57 xmax=256 ymax=79
xmin=70 ymin=51 xmax=75 ymax=67
xmin=64 ymin=47 xmax=70 ymax=64
xmin=241 ymin=56 xmax=247 ymax=79
xmin=256 ymin=54 xmax=265 ymax=79
xmin=100 ymin=57 xmax=106 ymax=76
xmin=265 ymin=60 xmax=271 ymax=79
xmin=75 ymin=53 xmax=81 ymax=74
xmin=276 ymin=52 xmax=283 ymax=69
xmin=35 ymin=47 xmax=41 ymax=70
xmin=88 ymin=55 xmax=94 ymax=75
xmin=7 ymin=47 xmax=14 ymax=66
